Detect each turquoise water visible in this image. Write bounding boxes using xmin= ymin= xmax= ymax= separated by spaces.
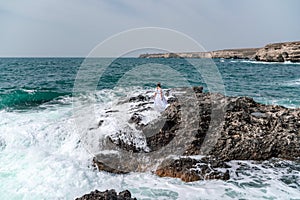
xmin=0 ymin=58 xmax=299 ymax=199
xmin=1 ymin=58 xmax=299 ymax=110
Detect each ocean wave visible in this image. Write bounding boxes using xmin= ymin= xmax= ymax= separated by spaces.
xmin=230 ymin=60 xmax=300 ymax=65
xmin=0 ymin=89 xmax=70 ymax=110
xmin=0 ymin=87 xmax=299 ymax=199
xmin=74 ymin=87 xmax=160 ymax=154
xmin=285 ymin=79 xmax=300 ymax=86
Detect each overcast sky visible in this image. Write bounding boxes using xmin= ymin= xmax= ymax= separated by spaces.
xmin=0 ymin=0 xmax=299 ymax=57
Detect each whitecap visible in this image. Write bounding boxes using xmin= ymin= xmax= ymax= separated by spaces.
xmin=285 ymin=79 xmax=300 ymax=86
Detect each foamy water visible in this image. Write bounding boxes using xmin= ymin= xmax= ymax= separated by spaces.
xmin=1 ymin=57 xmax=300 ymax=199
xmin=231 ymin=60 xmax=300 ymax=65
xmin=0 ymin=88 xmax=299 ymax=199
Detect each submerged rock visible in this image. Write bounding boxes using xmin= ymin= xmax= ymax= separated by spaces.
xmin=75 ymin=189 xmax=136 ymax=200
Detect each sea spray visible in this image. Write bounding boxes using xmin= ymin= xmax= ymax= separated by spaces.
xmin=0 ymin=58 xmax=299 ymax=199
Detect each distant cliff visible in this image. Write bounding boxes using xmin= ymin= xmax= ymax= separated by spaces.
xmin=139 ymin=41 xmax=300 ymax=62
xmin=254 ymin=41 xmax=300 ymax=62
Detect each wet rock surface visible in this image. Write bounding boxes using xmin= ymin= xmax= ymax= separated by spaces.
xmin=156 ymin=157 xmax=230 ymax=182
xmin=93 ymin=87 xmax=300 ymax=182
xmin=75 ymin=189 xmax=136 ymax=200
xmin=211 ymin=96 xmax=300 ymax=161
xmin=144 ymin=101 xmax=180 ymax=151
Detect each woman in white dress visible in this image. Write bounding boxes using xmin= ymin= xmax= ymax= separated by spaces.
xmin=153 ymin=82 xmax=168 ymax=112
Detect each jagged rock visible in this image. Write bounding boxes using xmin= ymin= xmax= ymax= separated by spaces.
xmin=155 ymin=157 xmax=230 ymax=182
xmin=167 ymin=96 xmax=177 ymax=104
xmin=184 ymin=94 xmax=300 ymax=161
xmin=75 ymin=189 xmax=136 ymax=200
xmin=192 ymin=86 xmax=203 ymax=93
xmin=211 ymin=97 xmax=300 ymax=161
xmin=93 ymin=87 xmax=300 ymax=182
xmin=142 ymin=101 xmax=180 ymax=150
xmin=129 ymin=94 xmax=148 ymax=102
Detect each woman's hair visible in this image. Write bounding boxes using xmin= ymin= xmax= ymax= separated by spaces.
xmin=157 ymin=82 xmax=161 ymax=87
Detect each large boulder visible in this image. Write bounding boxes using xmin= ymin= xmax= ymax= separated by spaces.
xmin=92 ymin=88 xmax=300 ymax=182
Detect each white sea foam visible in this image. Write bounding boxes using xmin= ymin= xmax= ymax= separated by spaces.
xmin=0 ymin=88 xmax=299 ymax=199
xmin=22 ymin=89 xmax=36 ymax=93
xmin=230 ymin=59 xmax=300 ymax=65
xmin=285 ymin=78 xmax=300 ymax=86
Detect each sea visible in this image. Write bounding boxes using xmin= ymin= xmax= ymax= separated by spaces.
xmin=0 ymin=57 xmax=299 ymax=200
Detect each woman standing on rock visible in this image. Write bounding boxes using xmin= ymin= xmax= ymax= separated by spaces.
xmin=153 ymin=82 xmax=168 ymax=112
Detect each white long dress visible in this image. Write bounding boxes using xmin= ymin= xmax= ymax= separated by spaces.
xmin=154 ymin=87 xmax=168 ymax=112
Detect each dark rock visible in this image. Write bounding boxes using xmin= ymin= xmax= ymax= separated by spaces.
xmin=155 ymin=157 xmax=230 ymax=182
xmin=93 ymin=157 xmax=129 ymax=174
xmin=282 ymin=51 xmax=289 ymax=58
xmin=146 ymin=129 xmax=175 ymax=151
xmin=192 ymin=86 xmax=203 ymax=93
xmin=144 ymin=102 xmax=180 ymax=151
xmin=167 ymin=96 xmax=177 ymax=104
xmin=118 ymin=190 xmax=132 ymax=199
xmin=128 ymin=113 xmax=142 ymax=125
xmin=98 ymin=120 xmax=104 ymax=127
xmin=105 ymin=110 xmax=119 ymax=113
xmin=93 ymin=87 xmax=300 ymax=182
xmin=75 ymin=189 xmax=136 ymax=200
xmin=129 ymin=94 xmax=148 ymax=102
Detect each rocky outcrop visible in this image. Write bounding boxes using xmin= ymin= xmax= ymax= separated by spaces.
xmin=212 ymin=48 xmax=259 ymax=59
xmin=139 ymin=48 xmax=259 ymax=60
xmin=75 ymin=189 xmax=136 ymax=200
xmin=211 ymin=97 xmax=300 ymax=161
xmin=92 ymin=87 xmax=300 ymax=182
xmin=139 ymin=41 xmax=300 ymax=62
xmin=254 ymin=41 xmax=300 ymax=62
xmin=184 ymin=94 xmax=300 ymax=160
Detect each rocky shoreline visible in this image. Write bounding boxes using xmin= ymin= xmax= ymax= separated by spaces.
xmin=91 ymin=87 xmax=300 ymax=182
xmin=139 ymin=41 xmax=300 ymax=62
xmin=78 ymin=87 xmax=300 ymax=199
